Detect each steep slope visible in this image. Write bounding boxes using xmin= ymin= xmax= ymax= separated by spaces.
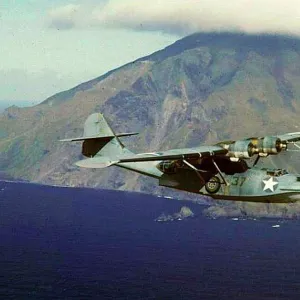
xmin=2 ymin=32 xmax=300 ymax=216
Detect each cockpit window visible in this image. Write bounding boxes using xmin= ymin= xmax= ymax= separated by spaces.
xmin=266 ymin=169 xmax=288 ymax=176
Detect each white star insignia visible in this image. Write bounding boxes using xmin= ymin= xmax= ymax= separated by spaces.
xmin=262 ymin=177 xmax=279 ymax=192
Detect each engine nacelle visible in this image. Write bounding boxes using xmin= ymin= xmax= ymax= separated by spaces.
xmin=222 ymin=136 xmax=287 ymax=159
xmin=156 ymin=160 xmax=177 ymax=174
xmin=255 ymin=136 xmax=286 ymax=154
xmin=227 ymin=140 xmax=256 ymax=159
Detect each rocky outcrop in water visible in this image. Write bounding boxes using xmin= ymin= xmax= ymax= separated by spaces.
xmin=155 ymin=206 xmax=194 ymax=222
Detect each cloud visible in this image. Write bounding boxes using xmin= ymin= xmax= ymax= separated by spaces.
xmin=93 ymin=0 xmax=300 ymax=36
xmin=48 ymin=0 xmax=300 ymax=36
xmin=48 ymin=4 xmax=81 ymax=30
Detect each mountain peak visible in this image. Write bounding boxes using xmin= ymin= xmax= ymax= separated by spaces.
xmin=40 ymin=32 xmax=300 ymax=107
xmin=142 ymin=32 xmax=300 ymax=62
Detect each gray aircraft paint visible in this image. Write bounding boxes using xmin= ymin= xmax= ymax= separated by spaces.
xmin=62 ymin=113 xmax=300 ymax=203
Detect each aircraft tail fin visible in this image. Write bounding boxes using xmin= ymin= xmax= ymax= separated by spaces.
xmin=61 ymin=113 xmax=162 ymax=178
xmin=60 ymin=113 xmax=137 ymax=158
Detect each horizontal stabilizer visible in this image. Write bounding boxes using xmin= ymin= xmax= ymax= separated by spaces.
xmin=75 ymin=157 xmax=119 ymax=168
xmin=60 ymin=132 xmax=138 ymax=142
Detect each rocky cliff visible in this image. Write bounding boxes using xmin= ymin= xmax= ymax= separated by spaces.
xmin=2 ymin=32 xmax=300 ymax=216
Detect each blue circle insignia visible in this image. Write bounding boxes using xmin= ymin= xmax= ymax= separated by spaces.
xmin=261 ymin=177 xmax=279 ymax=193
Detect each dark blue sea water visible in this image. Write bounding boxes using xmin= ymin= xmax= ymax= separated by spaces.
xmin=1 ymin=181 xmax=300 ymax=299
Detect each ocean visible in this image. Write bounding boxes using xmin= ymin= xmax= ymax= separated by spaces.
xmin=1 ymin=180 xmax=300 ymax=299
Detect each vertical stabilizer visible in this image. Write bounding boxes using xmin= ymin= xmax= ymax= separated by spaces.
xmin=62 ymin=112 xmax=162 ymax=178
xmin=82 ymin=113 xmax=128 ymax=158
xmin=84 ymin=113 xmax=114 ymax=137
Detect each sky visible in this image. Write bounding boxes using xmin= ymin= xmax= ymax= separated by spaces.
xmin=1 ymin=0 xmax=300 ymax=107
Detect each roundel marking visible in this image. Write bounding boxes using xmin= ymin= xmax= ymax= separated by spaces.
xmin=261 ymin=176 xmax=279 ymax=193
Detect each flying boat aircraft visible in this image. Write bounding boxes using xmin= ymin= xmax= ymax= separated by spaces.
xmin=61 ymin=113 xmax=300 ymax=203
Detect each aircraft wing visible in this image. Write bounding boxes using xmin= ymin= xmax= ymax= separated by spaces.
xmin=117 ymin=146 xmax=227 ymax=163
xmin=75 ymin=146 xmax=227 ymax=168
xmin=276 ymin=132 xmax=300 ymax=143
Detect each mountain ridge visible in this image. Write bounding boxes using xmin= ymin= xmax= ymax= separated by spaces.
xmin=2 ymin=32 xmax=300 ymax=217
xmin=41 ymin=32 xmax=300 ymax=107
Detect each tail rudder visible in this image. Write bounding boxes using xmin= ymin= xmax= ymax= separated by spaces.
xmin=83 ymin=113 xmax=114 ymax=138
xmin=61 ymin=113 xmax=137 ymax=158
xmin=62 ymin=113 xmax=162 ymax=178
xmin=83 ymin=113 xmax=123 ymax=158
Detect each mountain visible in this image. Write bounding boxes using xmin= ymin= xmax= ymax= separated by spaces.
xmin=0 ymin=101 xmax=34 ymax=112
xmin=2 ymin=32 xmax=300 ymax=217
xmin=0 ymin=101 xmax=14 ymax=113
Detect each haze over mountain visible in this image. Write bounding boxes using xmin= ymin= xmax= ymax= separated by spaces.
xmin=2 ymin=32 xmax=300 ymax=217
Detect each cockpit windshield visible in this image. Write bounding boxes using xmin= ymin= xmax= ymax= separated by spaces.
xmin=265 ymin=168 xmax=289 ymax=177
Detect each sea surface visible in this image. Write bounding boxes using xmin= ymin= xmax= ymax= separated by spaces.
xmin=1 ymin=181 xmax=300 ymax=299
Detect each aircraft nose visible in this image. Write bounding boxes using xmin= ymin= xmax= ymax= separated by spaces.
xmin=290 ymin=183 xmax=300 ymax=191
xmin=280 ymin=181 xmax=300 ymax=192
xmin=292 ymin=177 xmax=300 ymax=190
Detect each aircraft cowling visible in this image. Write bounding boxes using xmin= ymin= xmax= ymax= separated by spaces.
xmin=255 ymin=136 xmax=286 ymax=154
xmin=227 ymin=140 xmax=256 ymax=158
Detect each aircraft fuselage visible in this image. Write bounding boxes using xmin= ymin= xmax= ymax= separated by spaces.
xmin=159 ymin=166 xmax=300 ymax=203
